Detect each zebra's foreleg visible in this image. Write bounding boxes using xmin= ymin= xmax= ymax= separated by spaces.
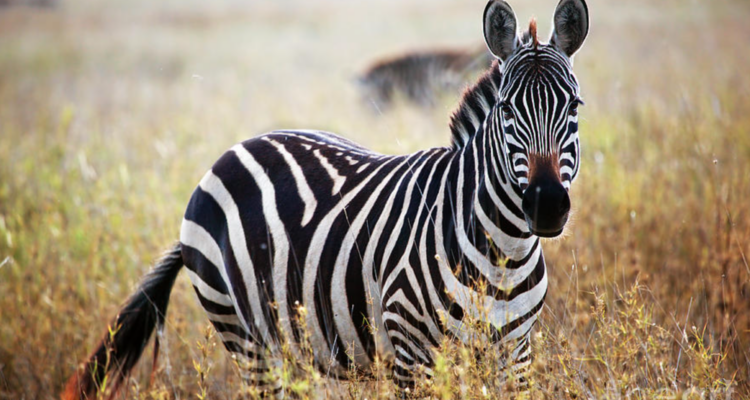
xmin=506 ymin=333 xmax=533 ymax=390
xmin=383 ymin=314 xmax=436 ymax=396
xmin=234 ymin=352 xmax=282 ymax=398
xmin=492 ymin=332 xmax=533 ymax=394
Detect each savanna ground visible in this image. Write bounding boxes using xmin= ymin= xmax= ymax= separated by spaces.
xmin=1 ymin=0 xmax=750 ymax=398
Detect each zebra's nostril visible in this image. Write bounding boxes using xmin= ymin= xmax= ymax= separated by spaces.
xmin=560 ymin=192 xmax=571 ymax=215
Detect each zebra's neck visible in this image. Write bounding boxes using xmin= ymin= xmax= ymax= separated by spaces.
xmin=477 ymin=108 xmax=537 ymax=261
xmin=446 ymin=62 xmax=537 ymax=263
xmin=432 ymin=136 xmax=542 ymax=339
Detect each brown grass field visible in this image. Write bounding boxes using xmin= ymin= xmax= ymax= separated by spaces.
xmin=1 ymin=0 xmax=750 ymax=398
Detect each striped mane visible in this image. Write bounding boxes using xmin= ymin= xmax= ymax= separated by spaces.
xmin=449 ymin=60 xmax=502 ymax=148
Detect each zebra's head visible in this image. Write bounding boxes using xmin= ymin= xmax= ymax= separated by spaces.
xmin=483 ymin=0 xmax=589 ymax=238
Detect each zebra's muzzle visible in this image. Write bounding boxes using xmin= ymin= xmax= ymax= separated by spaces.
xmin=521 ymin=178 xmax=570 ymax=238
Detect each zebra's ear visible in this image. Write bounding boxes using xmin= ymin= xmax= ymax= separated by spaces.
xmin=483 ymin=0 xmax=520 ymax=62
xmin=550 ymin=0 xmax=589 ymax=58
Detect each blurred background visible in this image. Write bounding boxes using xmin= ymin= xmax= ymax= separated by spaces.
xmin=1 ymin=0 xmax=750 ymax=398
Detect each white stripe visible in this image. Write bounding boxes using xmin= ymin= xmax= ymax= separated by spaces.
xmin=198 ymin=170 xmax=271 ymax=342
xmin=313 ymin=149 xmax=346 ymax=195
xmin=560 ymin=152 xmax=575 ymax=163
xmin=383 ymin=288 xmax=426 ymax=327
xmin=395 ymin=347 xmax=414 ymax=362
xmin=504 ymin=312 xmax=539 ymax=343
xmin=262 ymin=138 xmax=318 ymax=226
xmin=205 ymin=310 xmax=242 ymax=324
xmin=488 ymin=272 xmax=547 ymax=330
xmin=180 ymin=220 xmax=240 ymax=311
xmin=185 ymin=269 xmax=233 ymax=307
xmin=219 ymin=331 xmax=260 ymax=353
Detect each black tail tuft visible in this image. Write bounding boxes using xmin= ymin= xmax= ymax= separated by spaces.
xmin=62 ymin=243 xmax=183 ymax=400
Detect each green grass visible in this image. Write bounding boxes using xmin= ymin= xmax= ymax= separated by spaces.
xmin=1 ymin=0 xmax=750 ymax=398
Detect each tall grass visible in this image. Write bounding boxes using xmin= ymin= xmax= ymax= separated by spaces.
xmin=1 ymin=0 xmax=749 ymax=398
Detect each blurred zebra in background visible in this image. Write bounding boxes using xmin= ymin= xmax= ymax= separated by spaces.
xmin=357 ymin=45 xmax=493 ymax=110
xmin=64 ymin=0 xmax=589 ymax=398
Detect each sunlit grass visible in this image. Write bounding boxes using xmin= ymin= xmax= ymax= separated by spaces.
xmin=1 ymin=0 xmax=749 ymax=398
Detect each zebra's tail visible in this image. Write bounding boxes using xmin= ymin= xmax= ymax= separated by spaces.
xmin=62 ymin=243 xmax=184 ymax=400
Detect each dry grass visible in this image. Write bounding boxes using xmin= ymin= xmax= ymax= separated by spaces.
xmin=1 ymin=0 xmax=750 ymax=398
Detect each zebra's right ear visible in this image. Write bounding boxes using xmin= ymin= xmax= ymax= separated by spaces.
xmin=483 ymin=0 xmax=520 ymax=62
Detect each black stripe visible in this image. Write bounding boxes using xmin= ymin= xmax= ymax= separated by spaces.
xmin=194 ymin=289 xmax=235 ymax=315
xmin=498 ymin=286 xmax=546 ymax=338
xmin=181 ymin=243 xmax=229 ymax=296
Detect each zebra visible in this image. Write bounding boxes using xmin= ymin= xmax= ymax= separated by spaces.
xmin=63 ymin=0 xmax=589 ymax=398
xmin=357 ymin=45 xmax=493 ymax=110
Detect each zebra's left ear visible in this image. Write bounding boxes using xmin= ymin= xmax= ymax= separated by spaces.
xmin=550 ymin=0 xmax=589 ymax=58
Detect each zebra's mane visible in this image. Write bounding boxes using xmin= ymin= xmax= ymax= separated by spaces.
xmin=450 ymin=61 xmax=502 ymax=148
xmin=449 ymin=59 xmax=502 ymax=148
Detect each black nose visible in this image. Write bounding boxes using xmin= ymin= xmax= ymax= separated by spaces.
xmin=522 ymin=178 xmax=570 ymax=237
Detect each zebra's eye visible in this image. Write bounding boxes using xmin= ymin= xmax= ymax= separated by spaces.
xmin=568 ymin=103 xmax=579 ymax=117
xmin=501 ymin=105 xmax=514 ymax=121
xmin=569 ymin=100 xmax=583 ymax=117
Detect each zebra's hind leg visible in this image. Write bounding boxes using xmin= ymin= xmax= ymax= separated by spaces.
xmin=208 ymin=314 xmax=281 ymax=398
